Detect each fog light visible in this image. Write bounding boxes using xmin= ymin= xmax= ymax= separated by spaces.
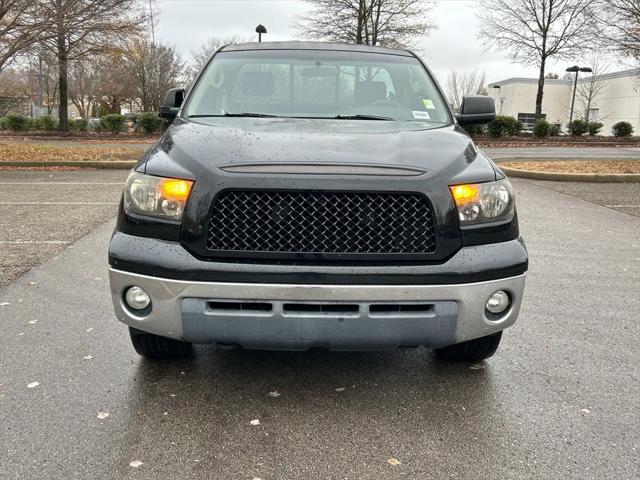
xmin=486 ymin=290 xmax=510 ymax=314
xmin=125 ymin=286 xmax=151 ymax=311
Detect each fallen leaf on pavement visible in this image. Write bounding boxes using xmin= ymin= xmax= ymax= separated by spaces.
xmin=27 ymin=382 xmax=39 ymax=388
xmin=387 ymin=458 xmax=401 ymax=466
xmin=129 ymin=460 xmax=143 ymax=468
xmin=97 ymin=412 xmax=110 ymax=419
xmin=250 ymin=419 xmax=260 ymax=426
xmin=268 ymin=391 xmax=281 ymax=397
xmin=83 ymin=355 xmax=94 ymax=360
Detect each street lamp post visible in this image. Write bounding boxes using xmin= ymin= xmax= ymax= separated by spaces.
xmin=566 ymin=65 xmax=593 ymax=123
xmin=492 ymin=85 xmax=505 ymax=115
xmin=255 ymin=24 xmax=267 ymax=43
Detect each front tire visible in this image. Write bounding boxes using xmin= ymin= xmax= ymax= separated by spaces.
xmin=434 ymin=332 xmax=502 ymax=362
xmin=129 ymin=327 xmax=192 ymax=359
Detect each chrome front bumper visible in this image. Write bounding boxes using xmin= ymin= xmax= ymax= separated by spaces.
xmin=109 ymin=269 xmax=526 ymax=351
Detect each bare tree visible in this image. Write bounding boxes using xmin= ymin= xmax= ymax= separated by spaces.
xmin=446 ymin=69 xmax=487 ymax=112
xmin=575 ymin=53 xmax=609 ymax=121
xmin=479 ymin=0 xmax=597 ymax=117
xmin=0 ymin=66 xmax=32 ymax=115
xmin=596 ymin=0 xmax=640 ymax=60
xmin=189 ymin=36 xmax=249 ymax=81
xmin=298 ymin=0 xmax=435 ymax=49
xmin=37 ymin=0 xmax=147 ymax=130
xmin=94 ymin=52 xmax=135 ymax=114
xmin=0 ymin=67 xmax=30 ymax=97
xmin=127 ymin=39 xmax=185 ymax=112
xmin=68 ymin=56 xmax=100 ymax=118
xmin=30 ymin=51 xmax=59 ymax=114
xmin=0 ymin=0 xmax=47 ymax=72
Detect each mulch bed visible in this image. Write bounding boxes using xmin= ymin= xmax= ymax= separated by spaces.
xmin=0 ymin=132 xmax=158 ymax=142
xmin=476 ymin=136 xmax=640 ymax=148
xmin=0 ymin=165 xmax=85 ymax=171
xmin=500 ymin=160 xmax=640 ymax=174
xmin=0 ymin=142 xmax=139 ymax=162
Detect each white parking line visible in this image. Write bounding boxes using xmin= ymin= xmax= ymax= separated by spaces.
xmin=0 ymin=240 xmax=70 ymax=244
xmin=0 ymin=202 xmax=118 ymax=205
xmin=605 ymin=205 xmax=640 ymax=208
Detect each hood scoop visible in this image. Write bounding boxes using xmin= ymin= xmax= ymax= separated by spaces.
xmin=219 ymin=162 xmax=426 ymax=177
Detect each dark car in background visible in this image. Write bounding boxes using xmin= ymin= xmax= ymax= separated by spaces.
xmin=108 ymin=41 xmax=527 ymax=362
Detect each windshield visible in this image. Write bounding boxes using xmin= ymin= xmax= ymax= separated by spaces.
xmin=185 ymin=49 xmax=451 ymax=124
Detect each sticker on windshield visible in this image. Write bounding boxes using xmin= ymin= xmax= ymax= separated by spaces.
xmin=422 ymin=99 xmax=436 ymax=110
xmin=412 ymin=111 xmax=431 ymax=120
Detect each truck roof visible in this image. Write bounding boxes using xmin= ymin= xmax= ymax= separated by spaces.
xmin=222 ymin=41 xmax=414 ymax=57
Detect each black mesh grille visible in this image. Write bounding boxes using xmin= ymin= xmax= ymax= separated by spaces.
xmin=206 ymin=190 xmax=436 ymax=256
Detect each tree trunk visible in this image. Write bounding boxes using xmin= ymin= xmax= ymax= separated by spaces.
xmin=535 ymin=57 xmax=546 ymax=118
xmin=57 ymin=50 xmax=68 ymax=130
xmin=56 ymin=2 xmax=68 ymax=131
xmin=356 ymin=0 xmax=365 ymax=44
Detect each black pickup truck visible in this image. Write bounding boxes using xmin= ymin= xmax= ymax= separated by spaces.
xmin=108 ymin=41 xmax=527 ymax=362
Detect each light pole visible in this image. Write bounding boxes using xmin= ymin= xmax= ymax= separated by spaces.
xmin=255 ymin=24 xmax=267 ymax=43
xmin=492 ymin=85 xmax=505 ymax=115
xmin=566 ymin=65 xmax=592 ymax=123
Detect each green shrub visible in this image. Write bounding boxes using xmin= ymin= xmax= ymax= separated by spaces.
xmin=99 ymin=114 xmax=125 ymax=134
xmin=587 ymin=122 xmax=603 ymax=136
xmin=34 ymin=115 xmax=58 ymax=131
xmin=71 ymin=118 xmax=88 ymax=132
xmin=136 ymin=112 xmax=163 ymax=134
xmin=567 ymin=119 xmax=589 ymax=136
xmin=533 ymin=119 xmax=550 ymax=138
xmin=549 ymin=124 xmax=561 ymax=136
xmin=612 ymin=121 xmax=634 ymax=138
xmin=1 ymin=113 xmax=32 ymax=131
xmin=487 ymin=115 xmax=522 ymax=138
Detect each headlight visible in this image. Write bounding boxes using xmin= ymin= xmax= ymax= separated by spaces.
xmin=450 ymin=179 xmax=514 ymax=225
xmin=123 ymin=172 xmax=194 ymax=221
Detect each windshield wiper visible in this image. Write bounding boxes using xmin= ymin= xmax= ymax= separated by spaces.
xmin=188 ymin=112 xmax=279 ymax=118
xmin=333 ymin=114 xmax=394 ymax=121
xmin=223 ymin=112 xmax=279 ymax=118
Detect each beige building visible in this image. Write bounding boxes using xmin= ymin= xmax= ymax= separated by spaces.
xmin=488 ymin=68 xmax=640 ymax=135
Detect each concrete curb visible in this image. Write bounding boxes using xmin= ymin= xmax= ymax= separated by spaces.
xmin=500 ymin=166 xmax=640 ymax=183
xmin=0 ymin=161 xmax=136 ymax=169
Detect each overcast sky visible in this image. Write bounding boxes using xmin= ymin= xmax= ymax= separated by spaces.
xmin=154 ymin=0 xmax=615 ymax=85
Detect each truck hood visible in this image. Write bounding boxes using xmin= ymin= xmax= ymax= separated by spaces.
xmin=142 ymin=118 xmax=497 ymax=183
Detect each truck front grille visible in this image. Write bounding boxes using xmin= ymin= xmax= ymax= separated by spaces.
xmin=206 ymin=190 xmax=436 ymax=257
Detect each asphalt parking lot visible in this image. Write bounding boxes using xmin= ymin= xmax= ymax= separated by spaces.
xmin=0 ymin=170 xmax=127 ymax=288
xmin=1 ymin=170 xmax=639 ymax=479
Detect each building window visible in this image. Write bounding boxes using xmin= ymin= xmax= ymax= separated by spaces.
xmin=517 ymin=113 xmax=546 ymax=130
xmin=588 ymin=108 xmax=599 ymax=122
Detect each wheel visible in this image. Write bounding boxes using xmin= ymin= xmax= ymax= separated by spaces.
xmin=128 ymin=327 xmax=192 ymax=359
xmin=434 ymin=332 xmax=502 ymax=362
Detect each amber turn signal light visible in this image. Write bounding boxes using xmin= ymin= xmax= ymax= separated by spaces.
xmin=160 ymin=178 xmax=193 ymax=202
xmin=450 ymin=184 xmax=480 ymax=205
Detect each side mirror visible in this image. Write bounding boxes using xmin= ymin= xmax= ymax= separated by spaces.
xmin=455 ymin=96 xmax=496 ymax=125
xmin=159 ymin=88 xmax=185 ymax=120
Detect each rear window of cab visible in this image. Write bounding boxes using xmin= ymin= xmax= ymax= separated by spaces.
xmin=185 ymin=49 xmax=452 ymax=124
